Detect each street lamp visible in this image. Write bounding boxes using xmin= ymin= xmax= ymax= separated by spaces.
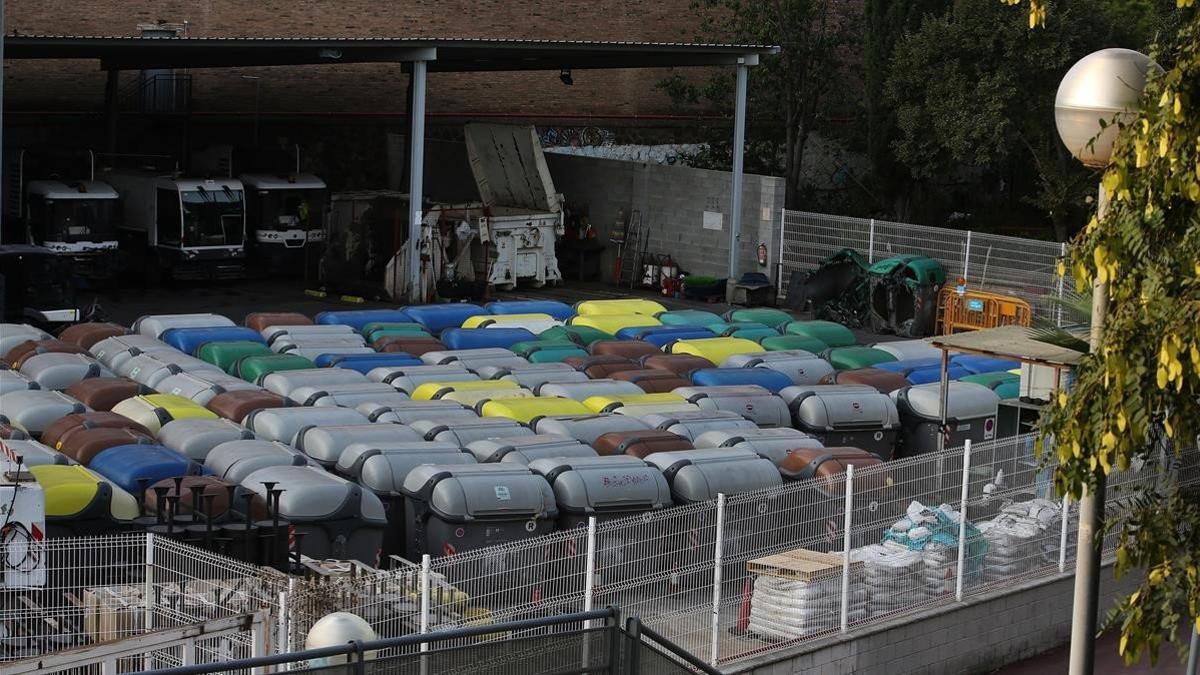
xmin=1053 ymin=47 xmax=1160 ymax=675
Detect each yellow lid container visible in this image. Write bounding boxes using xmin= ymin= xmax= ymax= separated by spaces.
xmin=411 ymin=379 xmax=520 ymax=401
xmin=669 ymin=337 xmax=764 ymax=364
xmin=575 ymin=299 xmax=667 ymax=316
xmin=479 ymin=396 xmax=590 ymax=423
xmin=569 ymin=314 xmax=662 ymax=334
xmin=582 ymin=392 xmax=686 ymax=413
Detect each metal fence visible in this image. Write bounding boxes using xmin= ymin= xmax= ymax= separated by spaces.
xmin=10 ymin=436 xmax=1195 ymax=672
xmin=777 ymin=210 xmax=1069 ymax=322
xmin=0 ymin=532 xmax=282 ymax=670
xmin=277 ymin=434 xmax=1195 ymax=670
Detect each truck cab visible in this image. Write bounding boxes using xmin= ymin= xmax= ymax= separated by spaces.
xmin=23 ymin=180 xmax=121 ymax=281
xmin=240 ymin=173 xmax=327 ymax=276
xmin=104 ymin=172 xmax=247 ymax=281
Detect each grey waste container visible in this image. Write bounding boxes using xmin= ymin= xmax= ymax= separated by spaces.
xmin=892 ymin=381 xmax=999 ymax=458
xmin=692 ymin=427 xmax=825 ymax=466
xmin=779 ymin=384 xmax=901 ymax=460
xmin=294 ymin=423 xmax=424 ymax=468
xmin=673 ymin=385 xmax=791 ymax=428
xmin=465 ymin=434 xmax=597 ymax=464
xmin=206 ymin=439 xmax=317 ymax=484
xmin=158 ymin=418 xmax=255 ymax=462
xmin=640 ymin=410 xmax=758 ymax=443
xmin=356 ymin=400 xmax=477 ymax=425
xmin=239 ymin=465 xmax=387 ymax=565
xmin=721 ymin=350 xmax=834 ymax=386
xmin=242 ymin=407 xmax=368 ymax=444
xmin=409 ymin=418 xmax=533 ymax=447
xmin=536 ymin=380 xmax=644 ymax=401
xmin=530 ymin=414 xmax=651 ymax=446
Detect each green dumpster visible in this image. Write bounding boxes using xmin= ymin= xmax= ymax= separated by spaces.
xmin=198 ymin=341 xmax=274 ymax=375
xmin=759 ymin=335 xmax=830 ymax=353
xmin=236 ymin=354 xmax=316 ymax=384
xmin=823 ymin=346 xmax=897 ymax=371
xmin=784 ymin=320 xmax=856 ymax=348
xmin=724 ymin=307 xmax=792 ymax=329
xmin=539 ymin=325 xmax=614 ymax=346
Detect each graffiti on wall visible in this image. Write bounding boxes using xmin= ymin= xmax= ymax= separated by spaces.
xmin=539 ymin=126 xmax=617 ymax=148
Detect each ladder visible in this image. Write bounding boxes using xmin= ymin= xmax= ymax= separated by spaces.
xmin=615 ymin=210 xmax=644 ymax=289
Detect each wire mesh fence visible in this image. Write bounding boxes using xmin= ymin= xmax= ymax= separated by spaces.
xmin=11 ymin=436 xmax=1196 ymax=672
xmin=778 ymin=210 xmax=1068 ymax=322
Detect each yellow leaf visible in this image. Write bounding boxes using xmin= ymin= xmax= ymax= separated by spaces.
xmin=1159 ymin=90 xmax=1171 ymax=107
xmin=1117 ymin=411 xmax=1127 ymax=432
xmin=1120 ymin=634 xmax=1128 ymax=655
xmin=1157 ymin=366 xmax=1169 ymax=389
xmin=1165 ymin=418 xmax=1174 ymax=438
xmin=1056 ymin=260 xmax=1065 ymax=278
xmin=1159 ymin=134 xmax=1170 ymax=157
xmin=1175 ymin=94 xmax=1184 ymax=116
xmin=1058 ymin=391 xmax=1068 ymax=408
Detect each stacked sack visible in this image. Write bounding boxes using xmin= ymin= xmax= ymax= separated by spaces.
xmin=975 ymin=498 xmax=1064 ymax=581
xmin=747 ymin=573 xmax=868 ymax=640
xmin=881 ymin=501 xmax=986 ymax=597
xmin=851 ymin=541 xmax=925 ymax=617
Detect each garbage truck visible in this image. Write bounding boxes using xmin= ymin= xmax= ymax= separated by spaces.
xmin=103 ymin=171 xmax=247 ymax=282
xmin=4 ymin=150 xmax=121 ymax=282
xmin=191 ymin=144 xmax=327 ymax=277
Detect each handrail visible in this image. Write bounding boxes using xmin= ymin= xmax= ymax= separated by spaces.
xmin=136 ymin=606 xmax=620 ymax=675
xmin=626 ymin=617 xmax=722 ymax=675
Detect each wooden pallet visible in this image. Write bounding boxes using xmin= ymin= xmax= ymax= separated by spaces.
xmin=747 ymin=548 xmax=863 ymax=581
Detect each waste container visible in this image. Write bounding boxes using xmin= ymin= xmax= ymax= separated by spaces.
xmin=355 ymin=399 xmax=477 ymax=425
xmin=527 ymin=455 xmax=671 ymax=529
xmin=721 ymin=350 xmax=833 ymax=387
xmin=402 ymin=304 xmax=487 ymax=335
xmin=537 ymin=325 xmax=613 ymax=347
xmin=441 ymin=328 xmax=538 ymax=351
xmin=158 ymin=371 xmax=261 ymax=406
xmin=639 ymin=410 xmax=758 ymax=443
xmin=244 ymin=312 xmax=313 ymax=333
xmin=871 ymin=340 xmax=941 ymax=362
xmin=692 ymin=427 xmax=825 ymax=466
xmin=891 ymin=381 xmax=999 ymax=457
xmin=656 ymin=310 xmax=724 ymax=328
xmin=820 ymin=367 xmax=910 ymax=394
xmin=294 ymin=423 xmax=424 ymax=468
xmin=562 ymin=355 xmax=640 ymax=379
xmin=56 ymin=427 xmax=155 ymax=465
xmin=157 ymin=418 xmax=255 ymax=462
xmin=242 ymin=406 xmax=368 ymax=444
xmin=592 ymin=429 xmax=693 ymax=458
xmin=759 ymin=334 xmax=830 ymax=354
xmin=369 ymin=364 xmax=476 ymax=393
xmin=205 ymin=390 xmax=288 ymax=422
xmin=199 ymin=341 xmax=275 ymax=374
xmin=674 ymin=385 xmax=791 ymax=428
xmin=334 ymin=441 xmax=465 ymax=481
xmin=31 ymin=464 xmax=139 ymax=537
xmin=477 ymin=397 xmax=591 ymax=424
xmin=640 ymin=354 xmax=714 ymax=377
xmin=724 ymin=308 xmax=792 ymax=329
xmin=58 ymin=322 xmax=128 ymax=350
xmin=134 ymin=313 xmax=235 ymax=339
xmin=611 ymin=369 xmax=691 ymax=394
xmin=589 ymin=340 xmax=662 ymax=361
xmin=88 ymin=444 xmax=203 ymax=494
xmin=486 ymin=300 xmax=575 ymax=321
xmin=0 ymin=389 xmax=90 ymax=437
xmin=779 ymin=384 xmax=901 ymax=459
xmin=111 ymin=394 xmax=218 ymax=435
xmin=235 ymin=354 xmax=316 ymax=384
xmin=465 ymin=434 xmax=597 ymax=464
xmin=782 ymin=320 xmax=855 ymax=348
xmin=569 ymin=313 xmax=660 ymax=335
xmin=314 ymin=309 xmax=414 ymax=332
xmin=688 ymin=367 xmax=793 ymax=394
xmin=65 ymin=377 xmax=151 ymax=412
xmin=409 ymin=417 xmax=534 ymax=447
xmin=668 ymin=337 xmax=763 ymax=364
xmin=41 ymin=410 xmax=149 ymax=449
xmin=206 ymin=439 xmax=317 ymax=484
xmin=530 ymin=413 xmax=651 ymax=446
xmin=160 ymin=327 xmax=265 ymax=356
xmin=19 ymin=353 xmax=111 ymax=390
xmin=482 ymin=363 xmax=589 ymax=389
xmin=260 ymin=367 xmax=368 ymax=396
xmin=574 ymin=299 xmax=666 ymax=316
xmin=822 ymin=346 xmax=898 ymax=371
xmin=536 ymin=379 xmax=644 ymax=401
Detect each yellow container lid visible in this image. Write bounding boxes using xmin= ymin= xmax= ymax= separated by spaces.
xmin=669 ymin=337 xmax=764 ymax=364
xmin=462 ymin=313 xmax=555 ymax=328
xmin=31 ymin=465 xmax=139 ymax=520
xmin=441 ymin=389 xmax=534 ymax=407
xmin=479 ymin=396 xmax=590 ymax=423
xmin=569 ymin=314 xmax=662 ymax=334
xmin=412 ymin=379 xmax=519 ymax=401
xmin=575 ymin=299 xmax=667 ymax=316
xmin=582 ymin=392 xmax=685 ymax=413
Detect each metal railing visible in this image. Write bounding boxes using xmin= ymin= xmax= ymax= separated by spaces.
xmin=777 ymin=209 xmax=1069 ymax=322
xmin=0 ymin=531 xmax=284 ymax=668
xmin=274 ymin=434 xmax=1194 ymax=669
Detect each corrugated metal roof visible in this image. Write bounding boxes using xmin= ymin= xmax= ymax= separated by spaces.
xmin=5 ymin=34 xmax=778 ymax=71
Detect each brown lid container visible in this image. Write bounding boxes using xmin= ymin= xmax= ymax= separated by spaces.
xmin=206 ymin=390 xmax=288 ymax=422
xmin=58 ymin=323 xmax=129 ymax=350
xmin=592 ymin=429 xmax=694 ymax=458
xmin=65 ymin=377 xmax=150 ymax=412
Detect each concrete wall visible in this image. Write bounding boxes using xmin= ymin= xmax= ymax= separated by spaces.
xmin=544 ymin=153 xmax=785 ymax=282
xmin=729 ymin=566 xmax=1140 ymax=675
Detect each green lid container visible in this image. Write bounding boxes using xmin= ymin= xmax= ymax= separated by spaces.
xmin=657 ymin=309 xmax=725 ymax=328
xmin=823 ymin=346 xmax=897 ymax=371
xmin=236 ymin=354 xmax=316 ymax=384
xmin=510 ymin=340 xmax=578 ymax=357
xmin=993 ymin=381 xmax=1020 ymax=399
xmin=197 ymin=341 xmax=274 ymax=374
xmin=364 ymin=323 xmax=430 ymax=341
xmin=759 ymin=335 xmax=829 ymax=353
xmin=718 ymin=322 xmax=779 ymax=341
xmin=527 ymin=347 xmax=589 ymax=363
xmin=959 ymin=371 xmax=1020 ymax=390
xmin=724 ymin=308 xmax=792 ymax=329
xmin=784 ymin=320 xmax=856 ymax=348
xmin=538 ymin=325 xmax=614 ymax=346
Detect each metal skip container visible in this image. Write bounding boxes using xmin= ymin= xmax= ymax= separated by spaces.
xmin=778 ymin=384 xmax=901 ymax=461
xmin=891 ymin=381 xmax=1000 ymax=457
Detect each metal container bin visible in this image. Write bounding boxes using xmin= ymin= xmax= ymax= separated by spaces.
xmin=673 ymin=385 xmax=791 ymax=428
xmin=294 ymin=423 xmax=424 ymax=468
xmin=242 ymin=406 xmax=368 ymax=444
xmin=465 ymin=434 xmax=596 ymax=464
xmin=409 ymin=417 xmax=533 ymax=447
xmin=891 ymin=381 xmax=1000 ymax=457
xmin=157 ymin=418 xmax=255 ymax=462
xmin=529 ymin=413 xmax=651 ymax=446
xmin=778 ymin=384 xmax=900 ymax=460
xmin=640 ymin=410 xmax=758 ymax=443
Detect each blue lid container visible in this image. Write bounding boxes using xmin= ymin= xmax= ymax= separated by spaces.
xmin=160 ymin=327 xmax=265 ymax=356
xmin=951 ymin=355 xmax=1020 ymax=375
xmin=485 ymin=300 xmax=575 ymax=322
xmin=641 ymin=329 xmax=717 ymax=349
xmin=404 ymin=304 xmax=487 ymax=334
xmin=905 ymin=364 xmax=970 ymax=384
xmin=689 ymin=367 xmax=795 ymax=393
xmin=615 ymin=325 xmax=715 ymax=341
xmin=87 ymin=444 xmax=205 ymax=494
xmin=440 ymin=327 xmax=536 ymax=351
xmin=874 ymin=357 xmax=943 ymax=375
xmin=314 ymin=309 xmax=414 ymax=332
xmin=323 ymin=353 xmax=424 ymax=373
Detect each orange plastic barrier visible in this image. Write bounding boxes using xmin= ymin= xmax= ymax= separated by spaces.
xmin=938 ymin=289 xmax=1032 ymax=334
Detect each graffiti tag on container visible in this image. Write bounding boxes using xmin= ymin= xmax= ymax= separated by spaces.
xmin=602 ymin=473 xmax=650 ymax=487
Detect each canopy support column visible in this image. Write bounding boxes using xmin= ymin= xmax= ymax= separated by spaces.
xmin=407 ymin=59 xmax=428 ymax=304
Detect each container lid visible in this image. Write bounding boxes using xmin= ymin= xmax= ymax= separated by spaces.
xmin=730 ymin=436 xmax=826 ymax=466
xmin=780 ymin=385 xmax=899 ymax=430
xmin=402 ymin=463 xmax=557 ymax=520
xmin=639 ymin=410 xmax=747 ymax=428
xmin=674 ymin=385 xmax=772 ymax=401
xmin=693 ymin=427 xmax=813 ymax=448
xmin=893 ymin=381 xmax=1000 ymax=420
xmin=295 ymin=424 xmax=424 ymax=464
xmin=527 ymin=455 xmax=647 ymax=481
xmin=464 ymin=123 xmax=560 ymax=213
xmin=206 ymin=439 xmax=308 ymax=477
xmin=537 ymin=380 xmax=643 ymax=399
xmin=464 ymin=434 xmax=592 ymax=463
xmin=547 ymin=461 xmax=671 ymax=513
xmin=355 ymin=399 xmax=476 ymax=424
xmin=241 ymin=465 xmax=385 ymax=522
xmin=359 ymin=450 xmax=476 ymax=494
xmin=337 ymin=440 xmax=462 ymax=477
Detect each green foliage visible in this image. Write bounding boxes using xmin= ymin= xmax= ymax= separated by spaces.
xmin=657 ymin=0 xmax=850 ymax=206
xmin=1001 ymin=0 xmax=1200 ymax=664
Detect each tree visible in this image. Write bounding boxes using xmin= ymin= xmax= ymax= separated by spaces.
xmin=1007 ymin=0 xmax=1200 ymax=665
xmin=886 ymin=0 xmax=1138 ymax=241
xmin=658 ymin=0 xmax=849 ymax=208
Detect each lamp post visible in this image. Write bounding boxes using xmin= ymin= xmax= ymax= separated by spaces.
xmin=1053 ymin=47 xmax=1160 ymax=675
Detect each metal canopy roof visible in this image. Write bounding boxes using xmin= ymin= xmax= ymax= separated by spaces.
xmin=4 ymin=35 xmax=779 ymax=71
xmin=931 ymin=325 xmax=1086 ymax=368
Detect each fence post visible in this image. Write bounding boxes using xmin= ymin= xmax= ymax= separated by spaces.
xmin=956 ymin=440 xmax=973 ymax=602
xmin=276 ymin=589 xmax=289 ymax=660
xmin=840 ymin=465 xmax=855 ymax=633
xmin=286 ymin=577 xmax=296 ymax=655
xmin=1059 ymin=496 xmax=1070 ymax=573
xmin=250 ymin=614 xmax=268 ymax=675
xmin=1056 ymin=242 xmax=1068 ymax=327
xmin=777 ymin=208 xmax=787 ymax=303
xmin=143 ymin=532 xmax=155 ymax=633
xmin=710 ymin=493 xmax=727 ymax=666
xmin=867 ymin=219 xmax=876 ymax=263
xmin=583 ymin=516 xmax=598 ymax=626
xmin=420 ymin=554 xmax=431 ymax=675
xmin=963 ymin=230 xmax=973 ymax=281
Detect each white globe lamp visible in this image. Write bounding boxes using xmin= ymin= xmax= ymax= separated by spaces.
xmin=1054 ymin=48 xmax=1161 ymax=168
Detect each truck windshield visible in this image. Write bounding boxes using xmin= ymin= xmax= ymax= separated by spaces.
xmin=181 ymin=188 xmax=245 ymax=247
xmin=43 ymin=199 xmax=118 ymax=242
xmin=253 ymin=189 xmax=326 ymax=232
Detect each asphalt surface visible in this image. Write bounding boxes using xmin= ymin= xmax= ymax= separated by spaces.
xmin=994 ymin=627 xmax=1192 ymax=674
